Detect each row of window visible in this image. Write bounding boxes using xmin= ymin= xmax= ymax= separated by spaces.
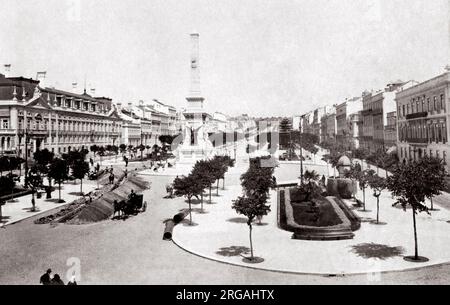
xmin=398 ymin=121 xmax=447 ymax=144
xmin=54 ymin=97 xmax=110 ymax=113
xmin=400 ymin=146 xmax=448 ymax=165
xmin=16 ymin=119 xmax=120 ymax=133
xmin=398 ymin=94 xmax=446 ymax=118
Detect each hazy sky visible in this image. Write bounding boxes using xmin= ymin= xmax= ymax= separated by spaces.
xmin=1 ymin=0 xmax=449 ymax=116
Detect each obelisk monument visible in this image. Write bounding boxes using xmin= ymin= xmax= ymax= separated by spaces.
xmin=177 ymin=33 xmax=212 ymax=163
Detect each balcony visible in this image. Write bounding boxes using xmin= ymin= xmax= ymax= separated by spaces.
xmin=405 ymin=137 xmax=428 ymax=144
xmin=406 ymin=112 xmax=428 ymax=120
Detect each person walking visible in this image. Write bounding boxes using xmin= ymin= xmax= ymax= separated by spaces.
xmin=39 ymin=269 xmax=52 ymax=285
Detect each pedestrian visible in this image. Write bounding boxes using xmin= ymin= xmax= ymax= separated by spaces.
xmin=39 ymin=268 xmax=52 ymax=285
xmin=50 ymin=274 xmax=64 ymax=285
xmin=67 ymin=276 xmax=77 ymax=286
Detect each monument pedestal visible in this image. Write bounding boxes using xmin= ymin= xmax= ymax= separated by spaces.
xmin=177 ymin=145 xmax=212 ymax=164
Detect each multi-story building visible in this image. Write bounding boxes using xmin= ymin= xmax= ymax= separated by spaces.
xmin=336 ymin=97 xmax=363 ymax=150
xmin=325 ymin=111 xmax=337 ymax=142
xmin=0 ymin=73 xmax=122 ymax=158
xmin=301 ymin=111 xmax=314 ymax=134
xmin=312 ymin=106 xmax=333 ymax=142
xmin=119 ymin=99 xmax=179 ymax=147
xmin=347 ymin=111 xmax=363 ymax=150
xmin=371 ymin=80 xmax=414 ymax=152
xmin=384 ymin=111 xmax=397 ymax=150
xmin=320 ymin=114 xmax=328 ymax=143
xmin=397 ymin=69 xmax=450 ymax=170
xmin=361 ymin=90 xmax=373 ymax=151
xmin=116 ymin=103 xmax=145 ymax=148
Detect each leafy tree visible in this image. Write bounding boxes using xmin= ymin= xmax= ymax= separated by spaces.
xmin=173 ymin=175 xmax=203 ymax=225
xmin=232 ymin=195 xmax=270 ymax=260
xmin=71 ymin=160 xmax=90 ymax=194
xmin=190 ymin=160 xmax=214 ymax=211
xmin=138 ymin=144 xmax=146 ymax=159
xmin=159 ymin=135 xmax=176 ymax=146
xmin=97 ymin=146 xmax=106 ymax=165
xmin=48 ymin=158 xmax=69 ymax=203
xmin=0 ymin=156 xmax=10 ymax=177
xmin=387 ymin=161 xmax=430 ymax=261
xmin=310 ymin=146 xmax=319 ymax=163
xmin=119 ymin=144 xmax=127 ymax=155
xmin=232 ymin=156 xmax=275 ymax=261
xmin=90 ymin=145 xmax=99 ymax=162
xmin=127 ymin=145 xmax=134 ymax=157
xmin=210 ymin=156 xmax=228 ymax=194
xmin=322 ymin=151 xmax=341 ymax=177
xmin=367 ymin=169 xmax=386 ymax=224
xmin=419 ymin=156 xmax=447 ymax=210
xmin=352 ymin=148 xmax=370 ymax=161
xmin=279 ymin=118 xmax=293 ymax=133
xmin=33 ymin=149 xmax=55 ymax=196
xmin=28 ymin=167 xmax=43 ymax=212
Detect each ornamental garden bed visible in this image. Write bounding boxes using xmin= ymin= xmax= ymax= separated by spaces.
xmin=278 ymin=186 xmax=360 ymax=240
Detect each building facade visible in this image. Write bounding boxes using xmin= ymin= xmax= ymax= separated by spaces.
xmin=384 ymin=111 xmax=397 ymax=149
xmin=397 ymin=70 xmax=450 ymax=170
xmin=0 ymin=74 xmax=122 ymax=158
xmin=336 ymin=97 xmax=362 ymax=150
xmin=361 ymin=90 xmax=373 ymax=152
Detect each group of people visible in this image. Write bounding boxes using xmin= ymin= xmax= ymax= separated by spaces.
xmin=39 ymin=269 xmax=77 ymax=286
xmin=104 ymin=167 xmax=115 ymax=184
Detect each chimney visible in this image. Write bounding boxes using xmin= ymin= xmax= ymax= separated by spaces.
xmin=128 ymin=102 xmax=133 ymax=110
xmin=90 ymin=88 xmax=96 ymax=96
xmin=116 ymin=102 xmax=122 ymax=110
xmin=36 ymin=71 xmax=47 ymax=88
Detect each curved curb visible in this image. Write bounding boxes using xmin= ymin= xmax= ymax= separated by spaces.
xmin=171 ymin=229 xmax=450 ymax=277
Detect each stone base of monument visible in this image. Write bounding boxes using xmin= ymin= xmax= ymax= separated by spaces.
xmin=177 ymin=146 xmax=212 ymax=164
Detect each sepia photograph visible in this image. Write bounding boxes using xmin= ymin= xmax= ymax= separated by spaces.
xmin=1 ymin=0 xmax=450 ymax=293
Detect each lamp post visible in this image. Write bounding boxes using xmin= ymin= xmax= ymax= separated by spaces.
xmin=299 ymin=116 xmax=304 ymax=185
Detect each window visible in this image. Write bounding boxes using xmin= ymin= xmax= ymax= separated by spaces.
xmin=438 ymin=124 xmax=442 ymax=142
xmin=427 ymin=98 xmax=431 ymax=111
xmin=443 ymin=123 xmax=447 ymax=144
xmin=434 ymin=96 xmax=437 ymax=111
xmin=403 ymin=105 xmax=406 ymax=117
xmin=444 ymin=151 xmax=448 ymax=165
xmin=2 ymin=119 xmax=9 ymax=129
xmin=436 ymin=150 xmax=440 ymax=159
xmin=441 ymin=94 xmax=445 ymax=112
xmin=416 ymin=100 xmax=420 ymax=113
xmin=407 ymin=104 xmax=410 ymax=114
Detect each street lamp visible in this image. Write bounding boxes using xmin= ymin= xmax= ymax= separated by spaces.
xmin=21 ymin=114 xmax=43 ymax=187
xmin=299 ymin=116 xmax=305 ymax=185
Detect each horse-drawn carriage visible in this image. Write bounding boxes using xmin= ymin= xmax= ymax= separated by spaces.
xmin=113 ymin=194 xmax=146 ymax=218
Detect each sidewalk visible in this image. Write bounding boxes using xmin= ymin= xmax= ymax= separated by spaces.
xmin=0 ymin=158 xmax=128 ymax=228
xmin=172 ymin=162 xmax=450 ymax=275
xmin=0 ymin=179 xmax=98 ymax=227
